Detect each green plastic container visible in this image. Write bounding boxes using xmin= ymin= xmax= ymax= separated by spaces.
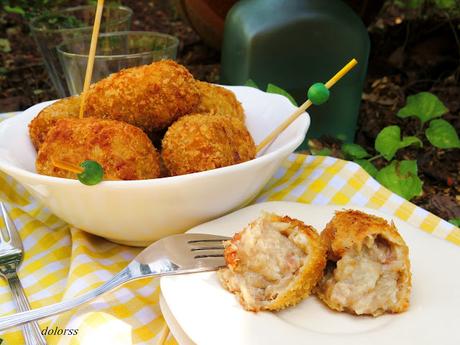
xmin=220 ymin=0 xmax=369 ymax=148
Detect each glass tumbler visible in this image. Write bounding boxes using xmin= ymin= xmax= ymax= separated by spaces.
xmin=57 ymin=31 xmax=179 ymax=95
xmin=29 ymin=5 xmax=133 ymax=98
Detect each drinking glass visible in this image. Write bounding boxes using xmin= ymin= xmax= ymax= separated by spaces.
xmin=57 ymin=31 xmax=179 ymax=95
xmin=29 ymin=5 xmax=133 ymax=98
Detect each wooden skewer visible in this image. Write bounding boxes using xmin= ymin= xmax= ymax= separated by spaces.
xmin=52 ymin=159 xmax=121 ymax=181
xmin=256 ymin=58 xmax=358 ymax=153
xmin=78 ymin=0 xmax=105 ymax=119
xmin=52 ymin=159 xmax=83 ymax=174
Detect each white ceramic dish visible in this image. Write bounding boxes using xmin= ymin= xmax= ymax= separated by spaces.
xmin=161 ymin=201 xmax=460 ymax=345
xmin=0 ymin=87 xmax=309 ymax=246
xmin=160 ymin=294 xmax=195 ymax=345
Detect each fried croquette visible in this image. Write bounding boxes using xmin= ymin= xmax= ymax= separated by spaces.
xmin=194 ymin=81 xmax=245 ymax=121
xmin=218 ymin=212 xmax=326 ymax=312
xmin=83 ymin=60 xmax=200 ymax=132
xmin=316 ymin=210 xmax=411 ymax=317
xmin=36 ymin=117 xmax=161 ymax=180
xmin=161 ymin=114 xmax=256 ymax=176
xmin=29 ymin=95 xmax=81 ymax=150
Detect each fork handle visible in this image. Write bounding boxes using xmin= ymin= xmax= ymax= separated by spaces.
xmin=0 ymin=268 xmax=133 ymax=331
xmin=8 ymin=274 xmax=48 ymax=345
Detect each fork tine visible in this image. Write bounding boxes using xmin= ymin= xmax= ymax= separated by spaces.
xmin=183 ymin=234 xmax=227 ymax=266
xmin=186 ymin=235 xmax=227 ymax=249
xmin=194 ymin=252 xmax=224 ymax=259
xmin=187 ymin=237 xmax=230 ymax=243
xmin=191 ymin=246 xmax=224 ymax=251
xmin=0 ymin=226 xmax=8 ymax=243
xmin=188 ymin=234 xmax=226 ymax=258
xmin=0 ymin=202 xmax=22 ymax=249
xmin=0 ymin=203 xmax=11 ymax=244
xmin=194 ymin=255 xmax=226 ymax=268
xmin=190 ymin=244 xmax=224 ymax=258
xmin=188 ymin=239 xmax=225 ymax=242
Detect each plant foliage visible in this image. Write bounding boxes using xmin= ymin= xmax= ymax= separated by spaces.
xmin=375 ymin=125 xmax=422 ymax=161
xmin=1 ymin=0 xmax=67 ymax=19
xmin=397 ymin=92 xmax=448 ymax=125
xmin=1 ymin=0 xmax=121 ymax=22
xmin=395 ymin=0 xmax=459 ymax=10
xmin=376 ymin=160 xmax=423 ymax=200
xmin=314 ymin=91 xmax=457 ymax=201
xmin=243 ymin=82 xmax=457 ymax=202
xmin=342 ymin=143 xmax=370 ymax=160
xmin=266 ymin=83 xmax=298 ymax=106
xmin=425 ymin=119 xmax=460 ymax=149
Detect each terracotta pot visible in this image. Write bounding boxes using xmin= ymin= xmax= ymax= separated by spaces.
xmin=176 ymin=0 xmax=238 ymax=49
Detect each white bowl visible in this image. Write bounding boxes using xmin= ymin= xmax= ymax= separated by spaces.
xmin=0 ymin=86 xmax=310 ymax=246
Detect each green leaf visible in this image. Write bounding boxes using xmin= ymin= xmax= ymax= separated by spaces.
xmin=4 ymin=5 xmax=26 ymax=16
xmin=395 ymin=0 xmax=425 ymax=8
xmin=400 ymin=136 xmax=423 ymax=149
xmin=311 ymin=148 xmax=332 ymax=156
xmin=376 ymin=160 xmax=423 ymax=200
xmin=425 ymin=119 xmax=460 ymax=149
xmin=449 ymin=218 xmax=460 ymax=227
xmin=375 ymin=126 xmax=402 ymax=161
xmin=354 ymin=159 xmax=378 ymax=177
xmin=342 ymin=143 xmax=370 ymax=160
xmin=434 ymin=0 xmax=456 ymax=8
xmin=244 ymin=79 xmax=259 ymax=89
xmin=375 ymin=126 xmax=423 ymax=161
xmin=0 ymin=39 xmax=11 ymax=53
xmin=77 ymin=160 xmax=104 ymax=186
xmin=408 ymin=0 xmax=425 ymax=7
xmin=266 ymin=83 xmax=298 ymax=106
xmin=397 ymin=92 xmax=448 ymax=125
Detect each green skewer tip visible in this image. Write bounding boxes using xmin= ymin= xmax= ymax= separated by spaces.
xmin=78 ymin=160 xmax=104 ymax=185
xmin=307 ymin=82 xmax=330 ymax=105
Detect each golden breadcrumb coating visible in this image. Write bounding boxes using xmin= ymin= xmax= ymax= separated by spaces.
xmin=193 ymin=81 xmax=245 ymax=121
xmin=218 ymin=212 xmax=326 ymax=312
xmin=316 ymin=210 xmax=411 ymax=317
xmin=36 ymin=117 xmax=160 ymax=180
xmin=84 ymin=60 xmax=200 ymax=132
xmin=29 ymin=95 xmax=81 ymax=150
xmin=161 ymin=113 xmax=255 ymax=176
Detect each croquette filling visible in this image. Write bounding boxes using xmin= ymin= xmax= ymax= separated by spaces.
xmin=219 ymin=216 xmax=307 ymax=309
xmin=323 ymin=235 xmax=405 ymax=315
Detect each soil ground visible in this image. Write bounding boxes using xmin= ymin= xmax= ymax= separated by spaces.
xmin=0 ymin=1 xmax=458 ymax=222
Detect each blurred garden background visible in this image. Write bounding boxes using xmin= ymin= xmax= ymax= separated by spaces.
xmin=0 ymin=0 xmax=459 ymax=223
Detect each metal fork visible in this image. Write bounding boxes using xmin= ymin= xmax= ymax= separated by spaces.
xmin=0 ymin=202 xmax=47 ymax=344
xmin=0 ymin=232 xmax=229 ymax=330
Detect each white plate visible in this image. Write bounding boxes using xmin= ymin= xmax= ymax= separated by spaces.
xmin=161 ymin=201 xmax=460 ymax=345
xmin=160 ymin=293 xmax=195 ymax=345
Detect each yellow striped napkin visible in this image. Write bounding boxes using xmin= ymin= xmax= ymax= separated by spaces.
xmin=0 ymin=115 xmax=458 ymax=345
